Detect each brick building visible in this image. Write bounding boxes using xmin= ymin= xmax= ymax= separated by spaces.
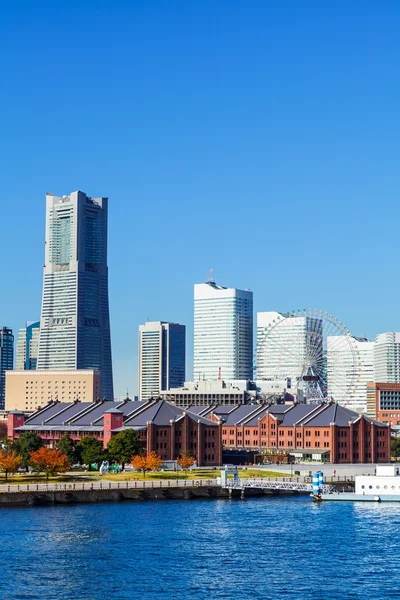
xmin=193 ymin=402 xmax=390 ymax=464
xmin=367 ymin=382 xmax=400 ymax=430
xmin=7 ymin=398 xmax=221 ymax=467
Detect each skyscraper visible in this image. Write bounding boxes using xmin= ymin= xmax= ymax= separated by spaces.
xmin=37 ymin=191 xmax=113 ymax=399
xmin=194 ymin=282 xmax=253 ymax=381
xmin=0 ymin=327 xmax=14 ymax=410
xmin=374 ymin=332 xmax=400 ymax=383
xmin=138 ymin=321 xmax=186 ymax=400
xmin=16 ymin=321 xmax=40 ymax=370
xmin=327 ymin=336 xmax=374 ymax=413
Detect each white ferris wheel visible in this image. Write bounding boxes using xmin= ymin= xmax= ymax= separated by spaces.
xmin=257 ymin=309 xmax=361 ymax=404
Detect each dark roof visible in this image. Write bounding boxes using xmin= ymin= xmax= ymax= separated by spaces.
xmin=277 ymin=404 xmax=319 ymax=426
xmin=124 ymin=400 xmax=219 ymax=428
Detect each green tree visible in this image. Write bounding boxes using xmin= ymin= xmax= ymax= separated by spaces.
xmin=106 ymin=429 xmax=142 ymax=468
xmin=75 ymin=437 xmax=104 ymax=469
xmin=11 ymin=432 xmax=43 ymax=470
xmin=56 ymin=434 xmax=77 ymax=463
xmin=391 ymin=438 xmax=400 ymax=459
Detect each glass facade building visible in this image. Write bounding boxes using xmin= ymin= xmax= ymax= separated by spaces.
xmin=374 ymin=332 xmax=400 ymax=383
xmin=139 ymin=321 xmax=186 ymax=400
xmin=37 ymin=191 xmax=113 ymax=400
xmin=0 ymin=327 xmax=14 ymax=410
xmin=16 ymin=321 xmax=40 ymax=370
xmin=194 ymin=282 xmax=253 ymax=381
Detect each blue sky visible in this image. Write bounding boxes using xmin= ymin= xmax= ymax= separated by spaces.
xmin=1 ymin=1 xmax=399 ymax=397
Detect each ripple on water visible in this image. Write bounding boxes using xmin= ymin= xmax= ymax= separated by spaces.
xmin=1 ymin=498 xmax=400 ymax=599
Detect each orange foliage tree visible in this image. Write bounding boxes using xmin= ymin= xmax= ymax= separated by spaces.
xmin=131 ymin=451 xmax=163 ymax=477
xmin=29 ymin=448 xmax=71 ymax=482
xmin=0 ymin=450 xmax=22 ymax=481
xmin=177 ymin=451 xmax=195 ymax=474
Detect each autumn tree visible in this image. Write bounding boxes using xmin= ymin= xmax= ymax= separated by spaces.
xmin=131 ymin=451 xmax=163 ymax=477
xmin=12 ymin=432 xmax=43 ymax=470
xmin=131 ymin=454 xmax=148 ymax=477
xmin=0 ymin=450 xmax=22 ymax=481
xmin=75 ymin=437 xmax=104 ymax=470
xmin=177 ymin=451 xmax=195 ymax=474
xmin=106 ymin=429 xmax=142 ymax=469
xmin=29 ymin=448 xmax=71 ymax=482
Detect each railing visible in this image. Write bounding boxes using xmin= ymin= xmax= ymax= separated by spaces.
xmin=0 ymin=479 xmax=218 ymax=494
xmin=226 ymin=478 xmax=334 ymax=493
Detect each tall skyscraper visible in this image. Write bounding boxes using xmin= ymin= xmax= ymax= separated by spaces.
xmin=139 ymin=321 xmax=186 ymax=400
xmin=16 ymin=321 xmax=40 ymax=370
xmin=194 ymin=281 xmax=253 ymax=381
xmin=37 ymin=191 xmax=113 ymax=399
xmin=374 ymin=332 xmax=400 ymax=383
xmin=327 ymin=336 xmax=375 ymax=413
xmin=0 ymin=327 xmax=14 ymax=410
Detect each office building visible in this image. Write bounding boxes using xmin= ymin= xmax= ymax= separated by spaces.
xmin=5 ymin=369 xmax=100 ymax=412
xmin=327 ymin=336 xmax=374 ymax=413
xmin=194 ymin=281 xmax=253 ymax=381
xmin=37 ymin=191 xmax=113 ymax=399
xmin=374 ymin=333 xmax=400 ymax=383
xmin=139 ymin=321 xmax=186 ymax=401
xmin=257 ymin=311 xmax=323 ymax=399
xmin=16 ymin=321 xmax=40 ymax=370
xmin=367 ymin=382 xmax=400 ymax=428
xmin=0 ymin=327 xmax=14 ymax=410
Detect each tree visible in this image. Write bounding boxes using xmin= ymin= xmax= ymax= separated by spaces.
xmin=11 ymin=432 xmax=43 ymax=470
xmin=56 ymin=434 xmax=77 ymax=463
xmin=75 ymin=437 xmax=104 ymax=470
xmin=106 ymin=429 xmax=142 ymax=468
xmin=131 ymin=454 xmax=148 ymax=477
xmin=177 ymin=451 xmax=195 ymax=474
xmin=146 ymin=451 xmax=163 ymax=472
xmin=29 ymin=448 xmax=71 ymax=482
xmin=0 ymin=450 xmax=22 ymax=481
xmin=391 ymin=438 xmax=400 ymax=459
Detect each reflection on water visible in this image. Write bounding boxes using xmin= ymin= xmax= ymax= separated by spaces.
xmin=1 ymin=498 xmax=400 ymax=599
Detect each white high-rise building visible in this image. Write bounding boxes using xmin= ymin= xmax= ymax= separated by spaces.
xmin=327 ymin=336 xmax=375 ymax=413
xmin=37 ymin=191 xmax=113 ymax=400
xmin=194 ymin=282 xmax=253 ymax=381
xmin=257 ymin=312 xmax=323 ymax=398
xmin=138 ymin=321 xmax=186 ymax=401
xmin=374 ymin=333 xmax=400 ymax=383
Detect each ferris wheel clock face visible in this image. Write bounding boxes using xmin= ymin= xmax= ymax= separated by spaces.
xmin=257 ymin=309 xmax=360 ymax=404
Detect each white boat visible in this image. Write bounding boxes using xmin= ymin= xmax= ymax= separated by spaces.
xmin=315 ymin=465 xmax=400 ymax=502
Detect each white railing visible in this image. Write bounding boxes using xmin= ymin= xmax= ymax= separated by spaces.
xmin=226 ymin=478 xmax=334 ymax=493
xmin=0 ymin=478 xmax=218 ymax=494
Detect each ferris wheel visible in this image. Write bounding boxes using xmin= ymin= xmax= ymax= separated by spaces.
xmin=256 ymin=309 xmax=361 ymax=404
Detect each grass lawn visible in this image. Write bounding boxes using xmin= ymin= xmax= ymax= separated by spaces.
xmin=82 ymin=468 xmax=291 ymax=482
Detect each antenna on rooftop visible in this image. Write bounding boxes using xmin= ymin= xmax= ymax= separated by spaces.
xmin=207 ymin=268 xmax=215 ymax=284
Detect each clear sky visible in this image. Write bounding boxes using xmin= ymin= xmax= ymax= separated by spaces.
xmin=1 ymin=1 xmax=399 ymax=397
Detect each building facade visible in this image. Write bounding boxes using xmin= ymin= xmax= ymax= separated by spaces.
xmin=0 ymin=327 xmax=14 ymax=410
xmin=194 ymin=281 xmax=253 ymax=381
xmin=204 ymin=402 xmax=390 ymax=464
xmin=37 ymin=192 xmax=113 ymax=399
xmin=327 ymin=336 xmax=375 ymax=413
xmin=16 ymin=321 xmax=40 ymax=370
xmin=5 ymin=370 xmax=100 ymax=412
xmin=374 ymin=333 xmax=400 ymax=383
xmin=139 ymin=321 xmax=186 ymax=401
xmin=160 ymin=379 xmax=249 ymax=407
xmin=7 ymin=399 xmax=221 ymax=467
xmin=367 ymin=382 xmax=400 ymax=429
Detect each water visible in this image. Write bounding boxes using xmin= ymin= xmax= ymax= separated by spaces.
xmin=1 ymin=497 xmax=400 ymax=599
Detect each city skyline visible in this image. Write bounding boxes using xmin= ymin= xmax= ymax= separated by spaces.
xmin=1 ymin=3 xmax=400 ymax=397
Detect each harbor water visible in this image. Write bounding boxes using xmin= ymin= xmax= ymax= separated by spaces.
xmin=1 ymin=497 xmax=400 ymax=599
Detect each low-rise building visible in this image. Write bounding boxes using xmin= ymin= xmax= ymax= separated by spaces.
xmin=194 ymin=402 xmax=389 ymax=463
xmin=367 ymin=382 xmax=400 ymax=429
xmin=7 ymin=398 xmax=221 ymax=467
xmin=5 ymin=370 xmax=101 ymax=412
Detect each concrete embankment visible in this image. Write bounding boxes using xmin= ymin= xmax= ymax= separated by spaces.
xmin=0 ymin=479 xmax=355 ymax=507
